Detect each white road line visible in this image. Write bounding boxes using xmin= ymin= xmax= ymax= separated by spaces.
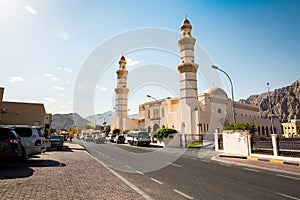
xmin=166 ymin=162 xmax=182 ymax=168
xmin=243 ymin=168 xmax=260 ymax=172
xmin=200 ymin=160 xmax=210 ymax=163
xmin=191 ymin=158 xmax=196 ymax=160
xmin=106 ymin=155 xmax=110 ymax=158
xmin=150 ymin=178 xmax=163 ymax=185
xmin=276 ymin=192 xmax=300 ymax=200
xmin=125 ymin=165 xmax=132 ymax=169
xmin=173 ymin=189 xmax=194 ymax=199
xmin=136 ymin=171 xmax=145 ymax=175
xmin=276 ymin=174 xmax=300 ymax=180
xmin=219 ymin=163 xmax=231 ymax=167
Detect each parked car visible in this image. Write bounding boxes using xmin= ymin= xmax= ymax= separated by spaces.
xmin=128 ymin=131 xmax=150 ymax=146
xmin=115 ymin=135 xmax=125 ymax=144
xmin=11 ymin=125 xmax=46 ymax=159
xmin=49 ymin=135 xmax=64 ymax=150
xmin=0 ymin=126 xmax=22 ymax=161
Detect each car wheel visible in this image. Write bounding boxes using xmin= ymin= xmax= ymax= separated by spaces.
xmin=21 ymin=147 xmax=28 ymax=161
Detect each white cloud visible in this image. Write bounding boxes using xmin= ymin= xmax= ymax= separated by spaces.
xmin=64 ymin=67 xmax=73 ymax=73
xmin=56 ymin=67 xmax=62 ymax=71
xmin=100 ymin=87 xmax=107 ymax=92
xmin=9 ymin=76 xmax=25 ymax=83
xmin=44 ymin=73 xmax=59 ymax=81
xmin=56 ymin=30 xmax=70 ymax=40
xmin=25 ymin=5 xmax=37 ymax=15
xmin=126 ymin=57 xmax=140 ymax=66
xmin=45 ymin=98 xmax=58 ymax=103
xmin=53 ymin=86 xmax=64 ymax=91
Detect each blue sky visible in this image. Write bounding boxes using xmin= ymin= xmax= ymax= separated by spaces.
xmin=0 ymin=0 xmax=299 ymax=117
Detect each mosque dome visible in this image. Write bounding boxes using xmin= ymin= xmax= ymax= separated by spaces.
xmin=204 ymin=87 xmax=228 ymax=98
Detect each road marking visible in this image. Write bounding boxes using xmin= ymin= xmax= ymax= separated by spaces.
xmin=150 ymin=178 xmax=163 ymax=185
xmin=276 ymin=192 xmax=300 ymax=200
xmin=173 ymin=189 xmax=194 ymax=199
xmin=125 ymin=165 xmax=132 ymax=169
xmin=191 ymin=157 xmax=196 ymax=160
xmin=136 ymin=170 xmax=145 ymax=175
xmin=276 ymin=174 xmax=300 ymax=180
xmin=219 ymin=163 xmax=231 ymax=167
xmin=200 ymin=159 xmax=210 ymax=163
xmin=112 ymin=158 xmax=115 ymax=161
xmin=166 ymin=162 xmax=182 ymax=168
xmin=243 ymin=167 xmax=260 ymax=172
xmin=106 ymin=155 xmax=110 ymax=158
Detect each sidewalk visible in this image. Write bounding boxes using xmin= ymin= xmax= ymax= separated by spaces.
xmin=219 ymin=152 xmax=300 ymax=166
xmin=0 ymin=143 xmax=149 ymax=200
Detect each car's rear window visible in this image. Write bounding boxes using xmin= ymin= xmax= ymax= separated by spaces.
xmin=14 ymin=128 xmax=32 ymax=137
xmin=0 ymin=128 xmax=18 ymax=140
xmin=51 ymin=135 xmax=61 ymax=139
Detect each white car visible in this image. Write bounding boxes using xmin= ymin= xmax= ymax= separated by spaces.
xmin=12 ymin=125 xmax=46 ymax=159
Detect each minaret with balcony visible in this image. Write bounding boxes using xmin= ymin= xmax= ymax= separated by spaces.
xmin=177 ymin=18 xmax=199 ymax=143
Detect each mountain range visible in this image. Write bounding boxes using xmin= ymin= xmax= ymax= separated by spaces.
xmin=240 ymin=79 xmax=300 ymax=122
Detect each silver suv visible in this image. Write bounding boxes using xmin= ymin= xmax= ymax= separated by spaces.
xmin=12 ymin=125 xmax=46 ymax=159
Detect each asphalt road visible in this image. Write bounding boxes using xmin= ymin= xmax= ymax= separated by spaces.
xmin=79 ymin=141 xmax=300 ymax=200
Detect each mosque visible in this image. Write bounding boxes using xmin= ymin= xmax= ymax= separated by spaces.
xmin=110 ymin=18 xmax=282 ymax=143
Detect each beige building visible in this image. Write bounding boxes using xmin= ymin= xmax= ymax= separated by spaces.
xmin=0 ymin=87 xmax=51 ymax=133
xmin=282 ymin=119 xmax=300 ymax=137
xmin=139 ymin=86 xmax=282 ymax=137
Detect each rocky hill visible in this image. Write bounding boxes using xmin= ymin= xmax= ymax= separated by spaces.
xmin=52 ymin=113 xmax=91 ymax=130
xmin=240 ymin=79 xmax=300 ymax=122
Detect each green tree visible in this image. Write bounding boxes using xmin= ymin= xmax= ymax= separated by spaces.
xmin=112 ymin=128 xmax=121 ymax=136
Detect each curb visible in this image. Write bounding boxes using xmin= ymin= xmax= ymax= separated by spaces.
xmin=219 ymin=154 xmax=300 ymax=167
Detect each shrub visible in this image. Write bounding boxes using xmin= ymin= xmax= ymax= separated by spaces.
xmin=223 ymin=122 xmax=257 ymax=134
xmin=153 ymin=128 xmax=177 ymax=138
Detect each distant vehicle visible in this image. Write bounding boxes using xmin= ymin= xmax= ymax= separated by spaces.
xmin=127 ymin=131 xmax=150 ymax=146
xmin=0 ymin=126 xmax=22 ymax=161
xmin=95 ymin=136 xmax=106 ymax=144
xmin=115 ymin=135 xmax=125 ymax=144
xmin=12 ymin=125 xmax=46 ymax=160
xmin=83 ymin=135 xmax=93 ymax=142
xmin=49 ymin=135 xmax=64 ymax=150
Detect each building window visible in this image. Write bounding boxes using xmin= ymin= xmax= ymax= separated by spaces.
xmin=148 ymin=110 xmax=150 ymax=119
xmin=162 ymin=108 xmax=165 ymax=118
xmin=218 ymin=108 xmax=222 ymax=114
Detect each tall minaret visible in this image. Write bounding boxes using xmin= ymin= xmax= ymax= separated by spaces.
xmin=177 ymin=18 xmax=199 ymax=143
xmin=112 ymin=55 xmax=129 ymax=131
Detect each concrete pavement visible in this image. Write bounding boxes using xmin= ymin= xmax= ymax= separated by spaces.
xmin=0 ymin=143 xmax=150 ymax=200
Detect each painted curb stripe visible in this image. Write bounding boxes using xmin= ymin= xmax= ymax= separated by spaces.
xmin=247 ymin=156 xmax=258 ymax=161
xmin=270 ymin=159 xmax=284 ymax=164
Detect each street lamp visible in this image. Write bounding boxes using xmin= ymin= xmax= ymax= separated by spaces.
xmin=266 ymin=82 xmax=275 ymax=135
xmin=146 ymin=95 xmax=171 ymax=129
xmin=211 ymin=65 xmax=236 ymax=124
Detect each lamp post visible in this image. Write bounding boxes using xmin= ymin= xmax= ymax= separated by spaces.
xmin=146 ymin=95 xmax=171 ymax=129
xmin=146 ymin=95 xmax=161 ymax=128
xmin=266 ymin=82 xmax=275 ymax=135
xmin=211 ymin=65 xmax=236 ymax=125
